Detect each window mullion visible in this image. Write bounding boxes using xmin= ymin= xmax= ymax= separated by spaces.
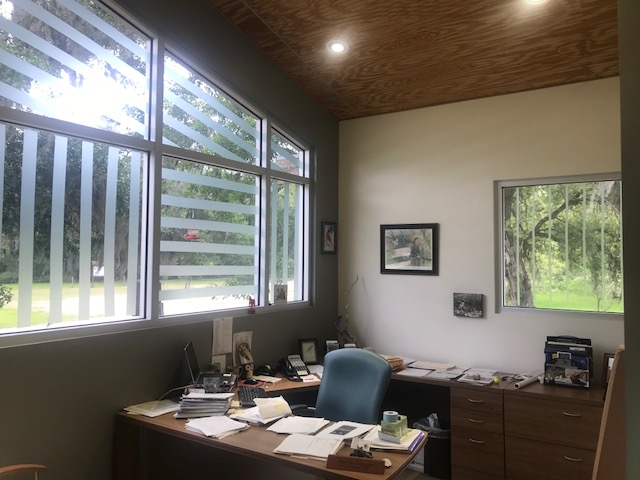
xmin=262 ymin=118 xmax=273 ymax=307
xmin=145 ymin=37 xmax=165 ymax=319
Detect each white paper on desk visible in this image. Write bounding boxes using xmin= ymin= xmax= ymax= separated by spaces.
xmin=124 ymin=399 xmax=178 ymax=417
xmin=267 ymin=416 xmax=330 ymax=434
xmin=300 ymin=374 xmax=320 ymax=383
xmin=254 ymin=396 xmax=292 ymax=419
xmin=410 ymin=360 xmax=456 ymax=370
xmin=274 ymin=434 xmax=343 ymax=459
xmin=252 ymin=374 xmax=281 ymax=383
xmin=397 ymin=368 xmax=432 ymax=378
xmin=362 ymin=426 xmax=424 ymax=451
xmin=308 ymin=364 xmax=324 ymax=375
xmin=185 ymin=415 xmax=248 ymax=438
xmin=231 ymin=406 xmax=286 ymax=425
xmin=425 ymin=368 xmax=466 ymax=380
xmin=315 ymin=421 xmax=376 ymax=440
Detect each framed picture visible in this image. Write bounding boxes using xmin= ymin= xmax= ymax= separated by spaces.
xmin=380 ymin=223 xmax=439 ymax=275
xmin=321 ymin=221 xmax=337 ymax=254
xmin=299 ymin=338 xmax=319 ymax=364
xmin=602 ymin=352 xmax=615 ymax=387
xmin=274 ymin=284 xmax=288 ymax=304
xmin=453 ymin=293 xmax=484 ymax=318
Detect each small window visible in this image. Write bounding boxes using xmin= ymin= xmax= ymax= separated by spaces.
xmin=498 ymin=175 xmax=623 ymax=313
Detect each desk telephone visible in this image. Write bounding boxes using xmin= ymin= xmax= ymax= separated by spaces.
xmin=279 ymin=354 xmax=310 ymax=381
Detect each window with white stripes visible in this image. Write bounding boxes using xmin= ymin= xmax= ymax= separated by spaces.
xmin=0 ymin=0 xmax=311 ymax=333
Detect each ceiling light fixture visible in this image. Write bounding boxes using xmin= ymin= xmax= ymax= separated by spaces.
xmin=327 ymin=40 xmax=348 ymax=54
xmin=524 ymin=0 xmax=548 ymax=4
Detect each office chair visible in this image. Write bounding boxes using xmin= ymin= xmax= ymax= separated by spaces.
xmin=0 ymin=464 xmax=47 ymax=479
xmin=308 ymin=348 xmax=392 ymax=424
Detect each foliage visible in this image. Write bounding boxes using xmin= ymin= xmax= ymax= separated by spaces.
xmin=0 ymin=284 xmax=12 ymax=309
xmin=503 ymin=180 xmax=623 ymax=312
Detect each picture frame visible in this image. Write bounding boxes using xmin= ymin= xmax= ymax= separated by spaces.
xmin=321 ymin=221 xmax=337 ymax=254
xmin=380 ymin=223 xmax=439 ymax=275
xmin=453 ymin=293 xmax=484 ymax=318
xmin=298 ymin=338 xmax=319 ymax=364
xmin=602 ymin=352 xmax=615 ymax=387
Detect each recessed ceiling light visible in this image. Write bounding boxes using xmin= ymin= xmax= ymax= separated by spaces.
xmin=524 ymin=0 xmax=548 ymax=4
xmin=327 ymin=40 xmax=348 ymax=54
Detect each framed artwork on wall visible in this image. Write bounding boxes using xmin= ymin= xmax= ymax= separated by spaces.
xmin=380 ymin=223 xmax=439 ymax=275
xmin=321 ymin=221 xmax=337 ymax=254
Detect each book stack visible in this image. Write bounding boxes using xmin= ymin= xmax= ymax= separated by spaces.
xmin=175 ymin=391 xmax=234 ymax=419
xmin=379 ymin=354 xmax=406 ymax=372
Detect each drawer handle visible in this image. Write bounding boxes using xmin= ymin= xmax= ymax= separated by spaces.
xmin=468 ymin=438 xmax=485 ymax=444
xmin=562 ymin=411 xmax=583 ymax=418
xmin=467 ymin=398 xmax=484 ymax=404
xmin=467 ymin=418 xmax=485 ymax=424
xmin=564 ymin=456 xmax=584 ymax=463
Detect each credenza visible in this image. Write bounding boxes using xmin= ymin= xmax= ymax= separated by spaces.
xmin=388 ymin=374 xmax=604 ymax=480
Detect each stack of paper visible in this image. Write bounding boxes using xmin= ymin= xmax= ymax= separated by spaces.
xmin=315 ymin=421 xmax=377 ymax=440
xmin=363 ymin=426 xmax=425 ymax=451
xmin=267 ymin=416 xmax=330 ymax=434
xmin=186 ymin=415 xmax=249 ymax=438
xmin=175 ymin=391 xmax=234 ymax=419
xmin=273 ymin=433 xmax=343 ymax=460
xmin=124 ymin=399 xmax=178 ymax=417
xmin=230 ymin=406 xmax=286 ymax=425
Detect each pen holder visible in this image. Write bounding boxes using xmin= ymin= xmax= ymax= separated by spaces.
xmin=380 ymin=415 xmax=408 ymax=439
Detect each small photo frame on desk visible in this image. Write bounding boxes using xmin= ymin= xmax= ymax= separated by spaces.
xmin=299 ymin=338 xmax=319 ymax=364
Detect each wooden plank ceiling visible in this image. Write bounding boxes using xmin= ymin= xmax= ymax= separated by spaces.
xmin=209 ymin=0 xmax=619 ymax=121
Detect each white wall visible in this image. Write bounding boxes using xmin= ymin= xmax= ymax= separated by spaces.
xmin=339 ymin=78 xmax=623 ymax=378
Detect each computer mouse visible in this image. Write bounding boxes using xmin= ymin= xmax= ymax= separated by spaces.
xmin=244 ymin=378 xmax=258 ymax=385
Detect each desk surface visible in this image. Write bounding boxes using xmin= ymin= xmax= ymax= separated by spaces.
xmin=116 ymin=411 xmax=426 ymax=480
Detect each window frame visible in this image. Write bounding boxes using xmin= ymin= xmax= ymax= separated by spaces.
xmin=0 ymin=0 xmax=314 ymax=348
xmin=494 ymin=172 xmax=623 ymax=317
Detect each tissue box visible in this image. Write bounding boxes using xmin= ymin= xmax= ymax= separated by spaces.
xmin=381 ymin=415 xmax=408 ymax=439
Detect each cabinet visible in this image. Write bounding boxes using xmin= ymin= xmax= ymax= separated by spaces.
xmin=451 ymin=387 xmax=505 ymax=479
xmin=503 ymin=384 xmax=603 ymax=480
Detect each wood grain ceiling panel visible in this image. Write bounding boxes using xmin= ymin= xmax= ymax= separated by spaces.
xmin=209 ymin=0 xmax=618 ymax=120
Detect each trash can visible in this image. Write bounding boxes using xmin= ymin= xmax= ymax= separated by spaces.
xmin=414 ymin=414 xmax=451 ymax=479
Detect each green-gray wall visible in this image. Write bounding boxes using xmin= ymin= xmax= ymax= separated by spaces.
xmin=0 ymin=1 xmax=339 ymax=478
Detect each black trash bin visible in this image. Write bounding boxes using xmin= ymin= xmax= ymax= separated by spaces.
xmin=414 ymin=416 xmax=451 ymax=479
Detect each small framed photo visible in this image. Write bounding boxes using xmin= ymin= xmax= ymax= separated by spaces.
xmin=380 ymin=223 xmax=439 ymax=275
xmin=299 ymin=338 xmax=319 ymax=364
xmin=453 ymin=293 xmax=484 ymax=318
xmin=274 ymin=284 xmax=288 ymax=304
xmin=602 ymin=352 xmax=615 ymax=387
xmin=321 ymin=221 xmax=337 ymax=254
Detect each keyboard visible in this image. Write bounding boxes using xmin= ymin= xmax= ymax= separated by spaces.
xmin=238 ymin=385 xmax=267 ymax=407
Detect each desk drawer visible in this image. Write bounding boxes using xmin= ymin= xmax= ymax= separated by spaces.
xmin=505 ymin=436 xmax=595 ymax=480
xmin=451 ymin=388 xmax=503 ymax=415
xmin=452 ymin=428 xmax=504 ymax=477
xmin=504 ymin=396 xmax=601 ymax=450
xmin=451 ymin=407 xmax=503 ymax=435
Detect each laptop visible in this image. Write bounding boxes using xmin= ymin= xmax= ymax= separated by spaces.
xmin=183 ymin=342 xmax=236 ymax=392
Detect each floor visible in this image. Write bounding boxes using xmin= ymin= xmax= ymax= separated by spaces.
xmin=396 ymin=467 xmax=438 ymax=479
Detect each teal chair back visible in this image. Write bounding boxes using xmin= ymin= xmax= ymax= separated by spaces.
xmin=314 ymin=348 xmax=392 ymax=424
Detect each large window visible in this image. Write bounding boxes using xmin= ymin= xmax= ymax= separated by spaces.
xmin=0 ymin=0 xmax=311 ymax=335
xmin=498 ymin=174 xmax=623 ymax=314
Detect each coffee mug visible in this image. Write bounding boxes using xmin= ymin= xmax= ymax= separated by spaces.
xmin=383 ymin=410 xmax=401 ymax=422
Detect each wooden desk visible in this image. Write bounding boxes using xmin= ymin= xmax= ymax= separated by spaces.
xmin=113 ymin=411 xmax=426 ymax=480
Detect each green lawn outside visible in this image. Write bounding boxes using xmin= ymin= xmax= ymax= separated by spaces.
xmin=0 ymin=278 xmax=233 ymax=329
